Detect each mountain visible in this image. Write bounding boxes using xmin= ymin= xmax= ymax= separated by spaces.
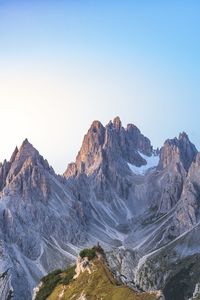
xmin=0 ymin=139 xmax=87 ymax=299
xmin=0 ymin=117 xmax=200 ymax=299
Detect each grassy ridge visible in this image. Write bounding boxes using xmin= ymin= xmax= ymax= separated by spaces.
xmin=35 ymin=247 xmax=159 ymax=300
xmin=47 ymin=258 xmax=158 ymax=300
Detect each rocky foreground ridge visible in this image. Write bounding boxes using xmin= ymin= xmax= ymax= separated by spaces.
xmin=34 ymin=246 xmax=163 ymax=300
xmin=0 ymin=117 xmax=200 ymax=299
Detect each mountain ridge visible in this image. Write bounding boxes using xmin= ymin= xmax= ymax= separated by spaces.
xmin=34 ymin=246 xmax=163 ymax=300
xmin=0 ymin=117 xmax=199 ymax=299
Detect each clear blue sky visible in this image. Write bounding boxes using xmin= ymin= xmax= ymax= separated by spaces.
xmin=0 ymin=1 xmax=199 ymax=173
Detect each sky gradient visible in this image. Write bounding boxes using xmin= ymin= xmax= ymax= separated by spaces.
xmin=0 ymin=1 xmax=200 ymax=173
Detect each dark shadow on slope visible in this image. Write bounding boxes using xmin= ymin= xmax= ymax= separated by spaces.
xmin=163 ymin=262 xmax=198 ymax=300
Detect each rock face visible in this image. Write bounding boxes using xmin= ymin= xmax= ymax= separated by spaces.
xmin=159 ymin=132 xmax=197 ymax=171
xmin=73 ymin=256 xmax=91 ymax=279
xmin=0 ymin=117 xmax=200 ymax=300
xmin=0 ymin=140 xmax=86 ymax=300
xmin=190 ymin=282 xmax=200 ymax=299
xmin=64 ymin=117 xmax=153 ymax=178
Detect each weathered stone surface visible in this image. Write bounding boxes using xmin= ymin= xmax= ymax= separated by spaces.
xmin=73 ymin=256 xmax=91 ymax=279
xmin=159 ymin=132 xmax=197 ymax=171
xmin=0 ymin=118 xmax=200 ymax=300
xmin=64 ymin=117 xmax=153 ymax=178
xmin=0 ymin=140 xmax=86 ymax=300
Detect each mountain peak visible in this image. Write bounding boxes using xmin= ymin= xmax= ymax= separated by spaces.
xmin=17 ymin=139 xmax=39 ymax=163
xmin=65 ymin=117 xmax=154 ymax=177
xmin=64 ymin=120 xmax=105 ymax=177
xmin=22 ymin=138 xmax=29 ymax=145
xmin=20 ymin=138 xmax=35 ymax=151
xmin=113 ymin=116 xmax=122 ymax=131
xmin=0 ymin=138 xmax=55 ymax=198
xmin=179 ymin=131 xmax=189 ymax=141
xmin=89 ymin=120 xmax=104 ymax=133
xmin=159 ymin=133 xmax=197 ymax=171
xmin=9 ymin=146 xmax=19 ymax=163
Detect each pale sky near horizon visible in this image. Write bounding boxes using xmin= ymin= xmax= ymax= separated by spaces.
xmin=0 ymin=1 xmax=199 ymax=173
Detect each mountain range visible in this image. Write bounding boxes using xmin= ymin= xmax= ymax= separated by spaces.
xmin=0 ymin=117 xmax=200 ymax=300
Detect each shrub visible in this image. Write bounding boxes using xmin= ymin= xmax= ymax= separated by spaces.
xmin=35 ymin=270 xmax=62 ymax=300
xmin=79 ymin=248 xmax=96 ymax=260
xmin=60 ymin=265 xmax=76 ymax=285
xmin=35 ymin=266 xmax=75 ymax=300
xmin=41 ymin=269 xmax=62 ymax=284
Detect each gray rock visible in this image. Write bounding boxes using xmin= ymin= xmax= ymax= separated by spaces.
xmin=0 ymin=118 xmax=200 ymax=300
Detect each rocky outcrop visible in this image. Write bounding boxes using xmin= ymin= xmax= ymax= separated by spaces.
xmin=73 ymin=256 xmax=92 ymax=279
xmin=0 ymin=139 xmax=55 ymax=199
xmin=159 ymin=132 xmax=197 ymax=171
xmin=64 ymin=117 xmax=154 ymax=178
xmin=65 ymin=120 xmax=105 ymax=177
xmin=190 ymin=282 xmax=200 ymax=299
xmin=156 ymin=133 xmax=197 ymax=215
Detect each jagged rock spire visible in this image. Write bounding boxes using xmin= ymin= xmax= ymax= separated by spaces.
xmin=0 ymin=139 xmax=54 ymax=194
xmin=9 ymin=146 xmax=19 ymax=163
xmin=113 ymin=116 xmax=122 ymax=131
xmin=64 ymin=117 xmax=154 ymax=177
xmin=159 ymin=132 xmax=197 ymax=171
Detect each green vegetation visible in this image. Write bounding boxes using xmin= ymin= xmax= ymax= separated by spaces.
xmin=35 ymin=247 xmax=159 ymax=300
xmin=47 ymin=258 xmax=158 ymax=300
xmin=79 ymin=248 xmax=96 ymax=260
xmin=60 ymin=266 xmax=76 ymax=285
xmin=35 ymin=266 xmax=75 ymax=300
xmin=42 ymin=269 xmax=62 ymax=285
